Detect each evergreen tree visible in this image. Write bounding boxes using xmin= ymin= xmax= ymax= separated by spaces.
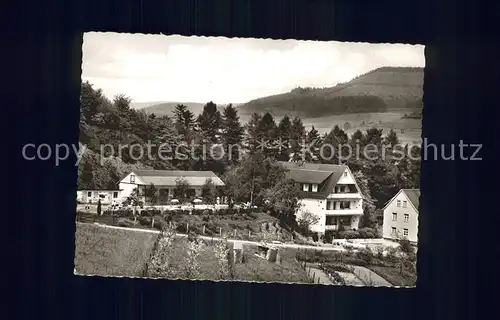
xmin=289 ymin=117 xmax=306 ymax=161
xmin=221 ymin=104 xmax=244 ymax=164
xmin=385 ymin=129 xmax=400 ymax=147
xmin=305 ymin=126 xmax=321 ymax=162
xmin=277 ymin=115 xmax=293 ymax=160
xmin=322 ymin=125 xmax=349 ymax=164
xmin=365 ymin=127 xmax=384 ymax=146
xmin=256 ymin=112 xmax=278 ymax=157
xmin=197 ymin=101 xmax=222 ymax=143
xmin=113 ymin=94 xmax=132 ymax=114
xmin=173 ymin=104 xmax=195 ymax=140
xmin=350 ymin=129 xmax=366 ymax=146
xmin=244 ymin=113 xmax=262 ymax=153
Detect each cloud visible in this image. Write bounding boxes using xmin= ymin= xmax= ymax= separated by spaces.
xmin=82 ymin=32 xmax=425 ymax=104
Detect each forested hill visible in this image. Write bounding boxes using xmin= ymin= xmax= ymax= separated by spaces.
xmin=237 ymin=67 xmax=424 ymax=118
xmin=78 ymin=81 xmax=177 ymax=189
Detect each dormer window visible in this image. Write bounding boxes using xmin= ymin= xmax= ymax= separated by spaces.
xmin=130 ymin=174 xmax=135 ymax=183
xmin=312 ymin=184 xmax=318 ymax=192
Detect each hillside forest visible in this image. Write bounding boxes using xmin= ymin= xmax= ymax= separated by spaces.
xmin=78 ymin=80 xmax=421 ymax=228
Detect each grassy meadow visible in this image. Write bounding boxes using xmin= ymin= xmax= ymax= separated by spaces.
xmin=74 ymin=223 xmax=310 ymax=283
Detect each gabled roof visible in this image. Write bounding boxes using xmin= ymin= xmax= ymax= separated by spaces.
xmin=279 ymin=161 xmax=352 ymax=199
xmin=402 ymin=189 xmax=420 ymax=211
xmin=125 ymin=170 xmax=225 ymax=186
xmin=287 ymin=169 xmax=333 ymax=184
xmin=383 ymin=188 xmax=420 ymax=212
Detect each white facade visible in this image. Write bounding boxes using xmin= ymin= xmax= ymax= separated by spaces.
xmin=77 ymin=190 xmax=121 ymax=204
xmin=117 ymin=170 xmax=225 ymax=205
xmin=382 ymin=190 xmax=419 ymax=243
xmin=118 ymin=172 xmax=146 ymax=203
xmin=296 ymin=166 xmax=364 ymax=235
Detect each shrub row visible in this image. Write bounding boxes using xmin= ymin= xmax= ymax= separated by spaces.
xmin=335 ymin=227 xmax=379 ymax=239
xmin=321 ymin=263 xmax=352 ymax=274
xmin=190 ymin=208 xmax=263 ymax=215
xmin=103 ymin=207 xmax=263 ymax=217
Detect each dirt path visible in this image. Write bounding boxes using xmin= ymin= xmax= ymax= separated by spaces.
xmin=350 ymin=265 xmax=392 ymax=287
xmin=305 ymin=265 xmax=333 ymax=285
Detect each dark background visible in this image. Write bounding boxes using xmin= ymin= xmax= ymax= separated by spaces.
xmin=8 ymin=0 xmax=496 ymax=319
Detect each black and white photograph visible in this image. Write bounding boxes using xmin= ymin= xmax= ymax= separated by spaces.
xmin=73 ymin=32 xmax=423 ymax=287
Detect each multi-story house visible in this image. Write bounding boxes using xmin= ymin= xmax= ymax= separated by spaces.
xmin=382 ymin=188 xmax=420 ymax=243
xmin=279 ymin=161 xmax=364 ymax=238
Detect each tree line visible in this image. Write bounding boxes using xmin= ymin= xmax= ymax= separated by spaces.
xmin=78 ymin=81 xmax=420 ymax=230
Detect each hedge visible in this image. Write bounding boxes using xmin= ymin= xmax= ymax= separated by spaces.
xmin=336 ymin=227 xmax=379 ymax=239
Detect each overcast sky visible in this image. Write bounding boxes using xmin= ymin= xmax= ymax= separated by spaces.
xmin=82 ymin=32 xmax=425 ymax=104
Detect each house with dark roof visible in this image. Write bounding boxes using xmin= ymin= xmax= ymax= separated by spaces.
xmin=118 ymin=170 xmax=226 ymax=205
xmin=382 ymin=189 xmax=420 ymax=243
xmin=279 ymin=161 xmax=364 ymax=237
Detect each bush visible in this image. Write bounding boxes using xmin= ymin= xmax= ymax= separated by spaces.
xmin=142 ymin=209 xmax=162 ymax=217
xmin=338 ymin=230 xmax=359 ymax=239
xmin=170 ymin=209 xmax=191 ymax=216
xmin=321 ymin=263 xmax=351 ymax=274
xmin=138 ymin=216 xmax=150 ymax=226
xmin=113 ymin=209 xmax=134 ymax=217
xmin=385 ymin=246 xmax=399 ymax=262
xmin=191 ymin=209 xmax=214 ymax=215
xmin=176 ymin=223 xmax=187 ymax=233
xmin=398 ymin=239 xmax=413 ymax=254
xmin=329 ymin=271 xmax=346 ymax=285
xmin=356 ymin=248 xmax=374 ymax=264
xmin=358 ymin=227 xmax=378 ymax=239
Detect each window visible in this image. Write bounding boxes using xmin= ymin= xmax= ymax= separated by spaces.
xmin=312 ymin=184 xmax=318 ymax=192
xmin=113 ymin=192 xmax=118 ymax=198
xmin=396 ymin=200 xmax=401 ymax=207
xmin=340 ymin=201 xmax=351 ymax=209
xmin=130 ymin=174 xmax=135 ymax=183
xmin=404 ymin=214 xmax=409 ymax=223
xmin=303 ymin=183 xmax=309 ymax=192
xmin=392 ymin=213 xmax=397 ymax=221
xmin=343 ymin=171 xmax=347 ymax=177
xmin=403 ymin=200 xmax=407 ymax=208
xmin=326 ymin=201 xmax=332 ymax=210
xmin=403 ymin=229 xmax=409 ymax=237
xmin=87 ymin=191 xmax=92 ymax=197
xmin=392 ymin=227 xmax=397 ymax=235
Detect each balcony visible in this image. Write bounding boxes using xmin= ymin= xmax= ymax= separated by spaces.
xmin=327 ymin=192 xmax=362 ymax=199
xmin=325 ymin=208 xmax=363 ymax=215
xmin=325 ymin=225 xmax=339 ymax=231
